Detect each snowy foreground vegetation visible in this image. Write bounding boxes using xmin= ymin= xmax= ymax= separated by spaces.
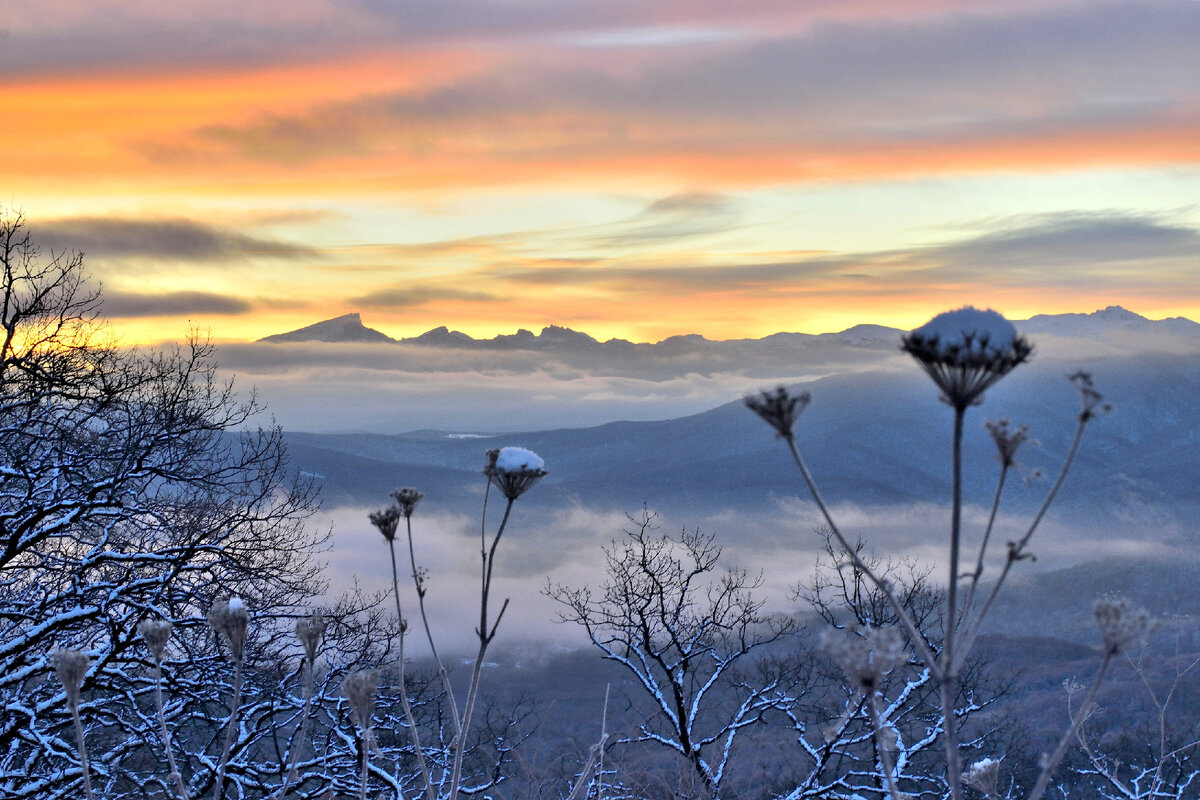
xmin=3 ymin=208 xmax=1200 ymax=800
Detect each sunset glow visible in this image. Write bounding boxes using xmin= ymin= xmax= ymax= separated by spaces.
xmin=7 ymin=0 xmax=1200 ymax=343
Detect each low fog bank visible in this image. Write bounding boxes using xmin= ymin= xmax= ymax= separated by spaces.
xmin=314 ymin=498 xmax=1197 ymax=657
xmin=216 ymin=319 xmax=1199 ymax=434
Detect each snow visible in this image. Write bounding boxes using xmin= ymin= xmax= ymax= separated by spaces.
xmin=913 ymin=307 xmax=1016 ymax=355
xmin=494 ymin=447 xmax=544 ymax=472
xmin=228 ymin=596 xmax=245 ymax=612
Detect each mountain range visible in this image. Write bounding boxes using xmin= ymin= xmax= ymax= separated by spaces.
xmin=260 ymin=306 xmax=1200 ymax=351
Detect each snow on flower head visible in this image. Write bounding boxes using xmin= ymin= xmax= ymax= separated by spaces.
xmin=902 ymin=306 xmax=1031 ymax=408
xmin=495 ymin=447 xmax=544 ymax=472
xmin=228 ymin=596 xmax=245 ymax=613
xmin=483 ymin=447 xmax=547 ymax=500
xmin=914 ymin=307 xmax=1016 ymax=356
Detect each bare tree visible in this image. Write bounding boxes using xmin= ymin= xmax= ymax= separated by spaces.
xmin=547 ymin=508 xmax=798 ymax=798
xmin=0 ymin=210 xmax=326 ymax=799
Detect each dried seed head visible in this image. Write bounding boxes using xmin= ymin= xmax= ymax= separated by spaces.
xmin=483 ymin=447 xmax=547 ymax=500
xmin=342 ymin=669 xmax=379 ymax=730
xmin=821 ymin=625 xmax=907 ymax=692
xmin=295 ymin=612 xmax=326 ymax=665
xmin=138 ymin=619 xmax=173 ymax=664
xmin=985 ymin=418 xmax=1029 ymax=468
xmin=745 ymin=386 xmax=810 ymax=439
xmin=902 ymin=307 xmax=1031 ymax=408
xmin=389 ymin=487 xmax=424 ymax=519
xmin=962 ymin=757 xmax=1001 ymax=796
xmin=1094 ymin=594 xmax=1150 ymax=655
xmin=208 ymin=598 xmax=250 ymax=662
xmin=50 ymin=648 xmax=90 ymax=708
xmin=1070 ymin=371 xmax=1111 ymax=422
xmin=369 ymin=506 xmax=400 ymax=542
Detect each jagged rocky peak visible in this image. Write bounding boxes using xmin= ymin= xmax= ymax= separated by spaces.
xmin=258 ymin=312 xmax=396 ymax=343
xmin=403 ymin=326 xmax=477 ymax=346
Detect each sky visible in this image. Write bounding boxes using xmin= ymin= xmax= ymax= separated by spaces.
xmin=5 ymin=0 xmax=1200 ymax=345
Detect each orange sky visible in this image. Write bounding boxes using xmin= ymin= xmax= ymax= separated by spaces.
xmin=6 ymin=0 xmax=1200 ymax=343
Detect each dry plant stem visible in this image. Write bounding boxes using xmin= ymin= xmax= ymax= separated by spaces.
xmin=387 ymin=537 xmax=437 ymax=800
xmin=955 ymin=413 xmax=1090 ymax=672
xmin=867 ymin=693 xmax=904 ymax=800
xmin=154 ymin=662 xmax=189 ymax=800
xmin=962 ymin=462 xmax=1010 ymax=617
xmin=783 ymin=434 xmax=939 ymax=671
xmin=941 ymin=405 xmax=967 ymax=800
xmin=1027 ymin=651 xmax=1113 ymax=800
xmin=405 ymin=516 xmax=461 ymax=739
xmin=359 ymin=731 xmax=369 ymax=800
xmin=68 ymin=701 xmax=95 ymax=800
xmin=211 ymin=658 xmax=245 ymax=800
xmin=273 ymin=656 xmax=315 ymax=800
xmin=566 ymin=685 xmax=610 ymax=800
xmin=447 ymin=492 xmax=514 ymax=800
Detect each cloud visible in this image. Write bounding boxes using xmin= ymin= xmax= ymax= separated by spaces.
xmin=927 ymin=212 xmax=1200 ymax=271
xmin=31 ymin=217 xmax=318 ymax=262
xmin=349 ymin=285 xmax=496 ymax=309
xmin=170 ymin=1 xmax=1200 ymax=173
xmin=103 ymin=290 xmax=254 ymax=318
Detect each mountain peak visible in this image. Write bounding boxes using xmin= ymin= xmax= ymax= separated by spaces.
xmin=258 ymin=312 xmax=395 ymax=344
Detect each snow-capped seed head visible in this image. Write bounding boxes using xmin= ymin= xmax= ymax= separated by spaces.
xmin=342 ymin=669 xmax=379 ymax=730
xmin=745 ymin=386 xmax=811 ymax=439
xmin=820 ymin=625 xmax=907 ymax=692
xmin=138 ymin=619 xmax=173 ymax=664
xmin=1069 ymin=371 xmax=1110 ymax=422
xmin=902 ymin=307 xmax=1031 ymax=408
xmin=295 ymin=612 xmax=326 ymax=665
xmin=985 ymin=418 xmax=1028 ymax=468
xmin=369 ymin=506 xmax=400 ymax=542
xmin=483 ymin=447 xmax=547 ymax=500
xmin=50 ymin=648 xmax=89 ymax=708
xmin=389 ymin=487 xmax=424 ymax=519
xmin=208 ymin=599 xmax=250 ymax=662
xmin=962 ymin=757 xmax=1001 ymax=796
xmin=1094 ymin=594 xmax=1150 ymax=655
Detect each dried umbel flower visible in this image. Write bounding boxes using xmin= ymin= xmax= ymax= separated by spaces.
xmin=208 ymin=598 xmax=250 ymax=662
xmin=369 ymin=506 xmax=400 ymax=542
xmin=985 ymin=418 xmax=1028 ymax=468
xmin=342 ymin=669 xmax=379 ymax=730
xmin=1094 ymin=594 xmax=1150 ymax=655
xmin=389 ymin=487 xmax=424 ymax=519
xmin=745 ymin=386 xmax=811 ymax=438
xmin=902 ymin=307 xmax=1031 ymax=408
xmin=138 ymin=619 xmax=173 ymax=664
xmin=483 ymin=447 xmax=547 ymax=500
xmin=820 ymin=625 xmax=907 ymax=692
xmin=1070 ymin=371 xmax=1111 ymax=422
xmin=50 ymin=648 xmax=90 ymax=708
xmin=962 ymin=757 xmax=1001 ymax=796
xmin=296 ymin=612 xmax=326 ymax=665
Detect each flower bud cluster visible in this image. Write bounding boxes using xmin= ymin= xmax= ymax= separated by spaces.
xmin=138 ymin=619 xmax=173 ymax=665
xmin=745 ymin=386 xmax=810 ymax=438
xmin=1094 ymin=594 xmax=1150 ymax=655
xmin=50 ymin=648 xmax=90 ymax=709
xmin=820 ymin=625 xmax=907 ymax=692
xmin=209 ymin=598 xmax=250 ymax=662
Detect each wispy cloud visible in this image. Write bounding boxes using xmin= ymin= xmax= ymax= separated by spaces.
xmin=103 ymin=290 xmax=255 ymax=318
xmin=32 ymin=217 xmax=317 ymax=262
xmin=350 ymin=285 xmax=497 ymax=309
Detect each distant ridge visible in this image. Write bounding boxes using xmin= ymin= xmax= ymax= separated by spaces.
xmin=257 ymin=312 xmax=396 ymax=343
xmin=258 ymin=306 xmax=1200 ymax=349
